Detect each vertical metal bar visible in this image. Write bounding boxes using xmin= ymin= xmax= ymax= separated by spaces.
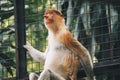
xmin=107 ymin=1 xmax=114 ymax=59
xmin=14 ymin=0 xmax=27 ymax=79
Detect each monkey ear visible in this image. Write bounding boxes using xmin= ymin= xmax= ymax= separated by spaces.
xmin=57 ymin=10 xmax=64 ymax=17
xmin=52 ymin=9 xmax=64 ymax=17
xmin=58 ymin=10 xmax=62 ymax=14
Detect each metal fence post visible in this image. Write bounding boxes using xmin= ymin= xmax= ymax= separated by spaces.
xmin=14 ymin=0 xmax=27 ymax=79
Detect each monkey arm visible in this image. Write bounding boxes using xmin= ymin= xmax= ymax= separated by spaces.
xmin=62 ymin=31 xmax=94 ymax=80
xmin=23 ymin=42 xmax=46 ymax=63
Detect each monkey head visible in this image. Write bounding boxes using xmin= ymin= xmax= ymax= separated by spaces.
xmin=44 ymin=9 xmax=65 ymax=33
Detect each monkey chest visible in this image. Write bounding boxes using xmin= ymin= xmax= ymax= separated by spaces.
xmin=44 ymin=45 xmax=80 ymax=74
xmin=44 ymin=45 xmax=70 ymax=67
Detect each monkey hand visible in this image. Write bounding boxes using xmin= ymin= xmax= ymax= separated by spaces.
xmin=23 ymin=42 xmax=33 ymax=51
xmin=23 ymin=42 xmax=46 ymax=63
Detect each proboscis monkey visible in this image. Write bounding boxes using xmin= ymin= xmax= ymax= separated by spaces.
xmin=24 ymin=9 xmax=95 ymax=80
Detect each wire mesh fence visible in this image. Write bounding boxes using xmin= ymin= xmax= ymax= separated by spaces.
xmin=0 ymin=0 xmax=120 ymax=80
xmin=0 ymin=0 xmax=16 ymax=79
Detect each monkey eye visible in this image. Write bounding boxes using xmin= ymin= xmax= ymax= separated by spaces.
xmin=48 ymin=12 xmax=53 ymax=14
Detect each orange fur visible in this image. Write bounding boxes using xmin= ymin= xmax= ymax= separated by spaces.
xmin=44 ymin=9 xmax=65 ymax=34
xmin=44 ymin=9 xmax=94 ymax=80
xmin=44 ymin=9 xmax=80 ymax=79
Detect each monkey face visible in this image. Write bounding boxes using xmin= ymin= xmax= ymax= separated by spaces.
xmin=44 ymin=12 xmax=54 ymax=24
xmin=44 ymin=9 xmax=63 ymax=25
xmin=44 ymin=9 xmax=65 ymax=33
